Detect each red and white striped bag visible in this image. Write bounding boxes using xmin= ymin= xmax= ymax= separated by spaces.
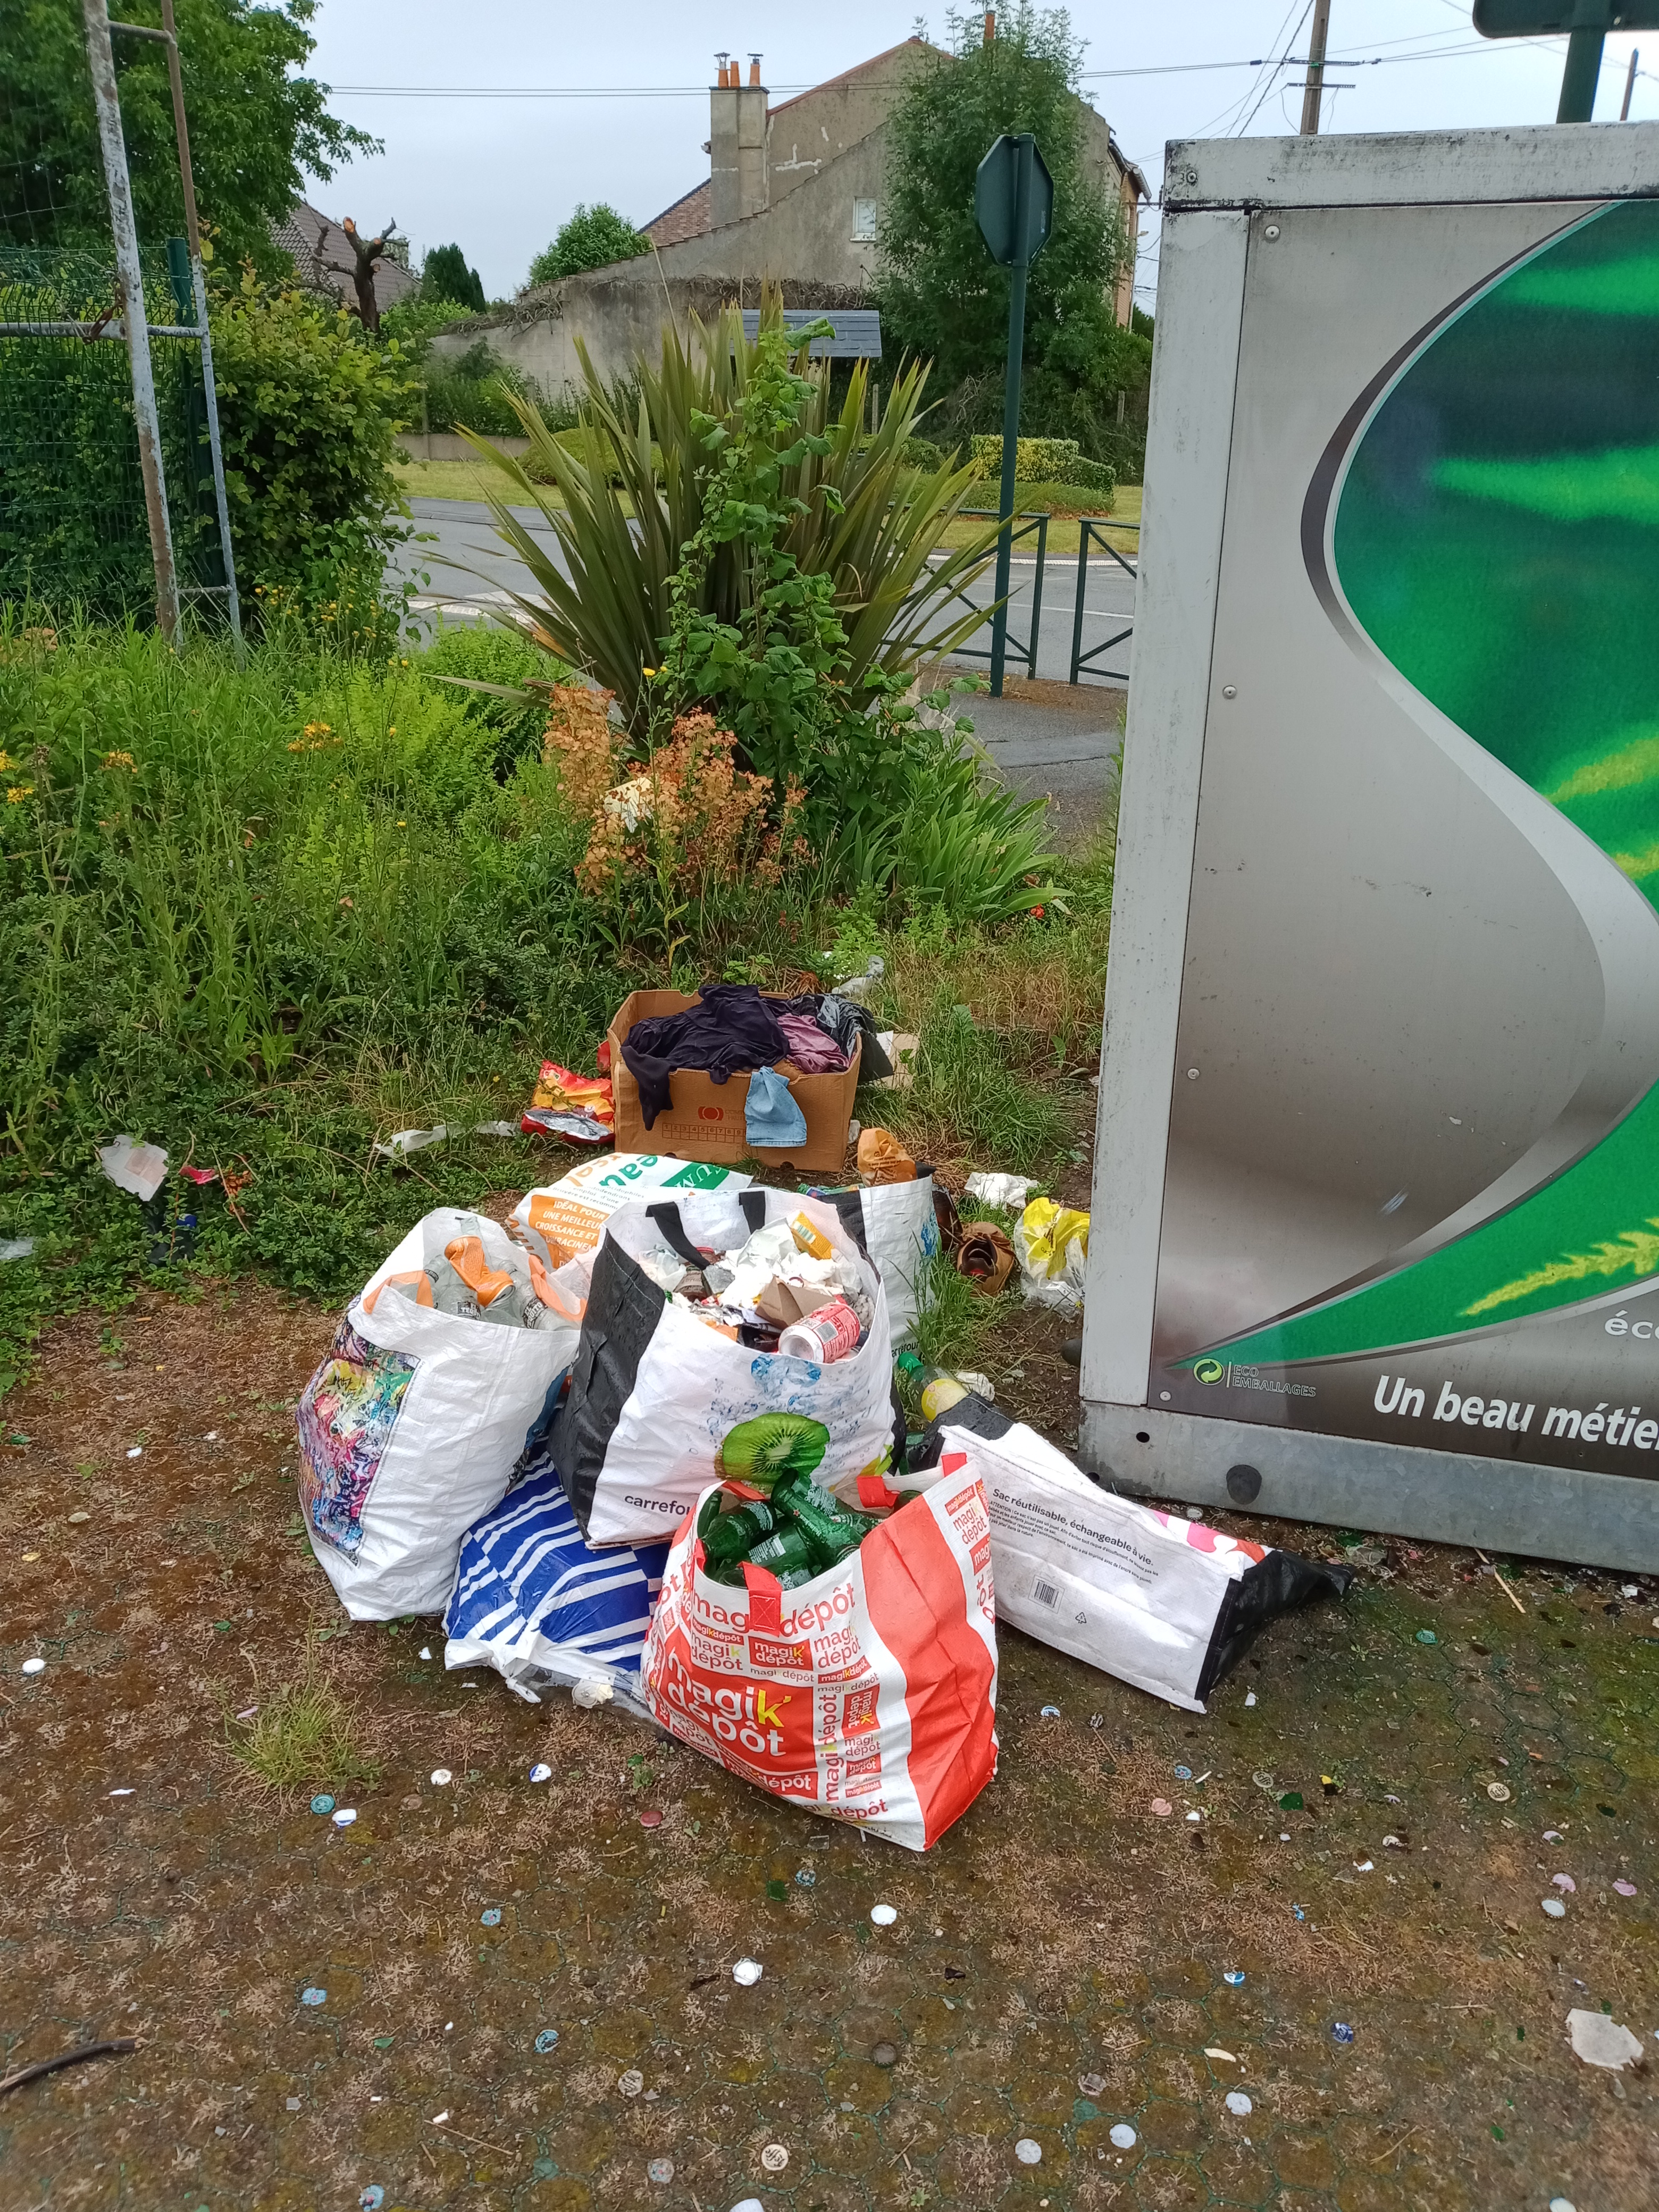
xmin=641 ymin=1474 xmax=999 ymax=1851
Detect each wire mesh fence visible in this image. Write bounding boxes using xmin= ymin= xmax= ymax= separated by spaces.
xmin=0 ymin=244 xmax=227 ymax=621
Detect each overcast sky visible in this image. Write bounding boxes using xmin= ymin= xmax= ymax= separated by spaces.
xmin=298 ymin=1 xmax=1658 ymax=302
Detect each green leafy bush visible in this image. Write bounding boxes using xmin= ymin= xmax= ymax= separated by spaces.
xmin=968 ymin=434 xmax=1115 ymax=496
xmin=422 ymin=338 xmax=542 ymax=436
xmin=417 ymin=622 xmax=565 ymax=778
xmin=527 ymin=204 xmax=651 ymax=288
xmin=209 ymin=272 xmax=414 ymax=630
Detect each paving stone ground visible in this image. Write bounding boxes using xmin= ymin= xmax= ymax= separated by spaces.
xmin=2 ymin=1278 xmax=1655 ymax=2212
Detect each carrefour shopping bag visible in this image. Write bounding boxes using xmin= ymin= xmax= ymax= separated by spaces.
xmin=641 ymin=1473 xmax=999 ymax=1850
xmin=296 ymin=1209 xmax=579 ymax=1619
xmin=554 ymin=1187 xmax=901 ymax=1547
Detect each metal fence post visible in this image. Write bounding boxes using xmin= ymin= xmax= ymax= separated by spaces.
xmin=158 ymin=0 xmax=242 ymax=654
xmin=1024 ymin=511 xmax=1048 ymax=678
xmin=1069 ymin=519 xmax=1093 ymax=686
xmin=82 ymin=0 xmax=179 ymax=642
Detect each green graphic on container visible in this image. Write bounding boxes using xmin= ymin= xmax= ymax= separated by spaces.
xmin=1194 ymin=200 xmax=1659 ymax=1369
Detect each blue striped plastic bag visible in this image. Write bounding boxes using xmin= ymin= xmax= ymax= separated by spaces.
xmin=442 ymin=1447 xmax=670 ymax=1717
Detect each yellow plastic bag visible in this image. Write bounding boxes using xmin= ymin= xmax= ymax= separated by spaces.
xmin=1013 ymin=1197 xmax=1090 ymax=1313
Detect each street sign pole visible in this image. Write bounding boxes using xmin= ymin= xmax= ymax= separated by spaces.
xmin=989 ymin=135 xmax=1033 ymax=698
xmin=1472 ymin=2 xmax=1659 ymax=124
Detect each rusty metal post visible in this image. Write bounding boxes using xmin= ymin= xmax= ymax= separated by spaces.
xmin=83 ymin=0 xmax=179 ymax=641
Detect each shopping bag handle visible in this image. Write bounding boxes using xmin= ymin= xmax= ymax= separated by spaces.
xmin=741 ymin=1561 xmax=784 ymax=1636
xmin=644 ymin=1202 xmax=707 ymax=1270
xmin=738 ymin=1188 xmax=768 ymax=1234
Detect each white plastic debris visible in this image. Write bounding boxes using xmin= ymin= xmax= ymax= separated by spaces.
xmin=127 ymin=1446 xmax=142 ymax=1460
xmin=430 ymin=1767 xmax=453 ymax=1786
xmin=760 ymin=2143 xmax=789 ymax=2172
xmin=1566 ymin=2008 xmax=1644 ymax=2070
xmin=431 ymin=2109 xmax=450 ymax=2125
xmin=21 ymin=1657 xmax=44 ymax=1675
xmin=957 ymin=1371 xmax=995 ymax=1403
xmin=732 ymin=1958 xmax=764 ymax=1987
xmin=331 ymin=1807 xmax=357 ymax=1828
xmin=109 ymin=1787 xmax=134 ymax=1797
xmin=964 ymin=1171 xmax=1038 ymax=1211
xmin=618 ymin=2069 xmax=644 ymax=2098
xmin=572 ymin=1677 xmax=615 ymax=1711
xmin=1225 ymin=2091 xmax=1253 ymax=2116
xmin=1542 ymin=1897 xmax=1567 ymax=1918
xmin=0 ymin=1237 xmax=35 ymax=1261
xmin=529 ymin=1763 xmax=552 ymax=1784
xmin=418 ymin=1646 xmax=432 ymax=1662
xmin=870 ymin=1903 xmax=898 ymax=1926
xmin=98 ymin=1136 xmax=169 ymax=1202
xmin=372 ymin=1125 xmax=449 ymax=1161
xmin=1014 ymin=2139 xmax=1042 ymax=2165
xmin=1244 ymin=1691 xmax=1256 ymax=1707
xmin=1109 ymin=2123 xmax=1137 ymax=2149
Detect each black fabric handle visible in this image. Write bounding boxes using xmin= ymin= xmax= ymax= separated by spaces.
xmin=739 ymin=1188 xmax=768 ymax=1234
xmin=644 ymin=1201 xmax=708 ymax=1269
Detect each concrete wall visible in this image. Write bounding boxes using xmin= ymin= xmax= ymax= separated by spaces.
xmin=430 ymin=274 xmax=871 ymax=404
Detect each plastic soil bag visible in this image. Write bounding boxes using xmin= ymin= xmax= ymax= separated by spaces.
xmin=642 ymin=1471 xmax=998 ymax=1849
xmin=554 ymin=1188 xmax=901 ymax=1547
xmin=443 ymin=1445 xmax=669 ymax=1716
xmin=510 ymin=1154 xmax=752 ymax=1270
xmin=295 ymin=1210 xmax=580 ymax=1620
xmin=1014 ymin=1196 xmax=1090 ymax=1313
xmin=935 ymin=1415 xmax=1353 ymax=1713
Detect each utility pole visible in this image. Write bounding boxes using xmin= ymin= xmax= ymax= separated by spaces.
xmin=1621 ymin=45 xmax=1640 ymax=116
xmin=1300 ymin=0 xmax=1333 ymax=135
xmin=83 ymin=0 xmax=179 ymax=642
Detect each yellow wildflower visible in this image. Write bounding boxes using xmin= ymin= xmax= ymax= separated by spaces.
xmin=7 ymin=785 xmax=35 ymax=803
xmin=102 ymin=750 xmax=136 ymax=771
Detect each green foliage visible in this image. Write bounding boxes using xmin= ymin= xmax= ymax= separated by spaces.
xmin=875 ymin=6 xmax=1141 ymax=450
xmin=863 ymin=994 xmax=1071 ymax=1171
xmin=418 ymin=622 xmax=563 ymax=778
xmin=898 ymin=435 xmax=944 ymax=472
xmin=902 ymin=1238 xmax=1009 ymax=1368
xmin=967 ymin=435 xmax=1115 ymax=495
xmin=0 ymin=0 xmax=375 ymax=272
xmin=464 ymin=297 xmax=1000 ymax=729
xmin=421 ymin=338 xmax=541 ymax=437
xmin=527 ymin=204 xmax=651 ymax=289
xmin=421 ymin=243 xmax=486 ymax=314
xmin=377 ymin=295 xmax=477 ymax=357
xmin=208 ymin=272 xmax=415 ymax=626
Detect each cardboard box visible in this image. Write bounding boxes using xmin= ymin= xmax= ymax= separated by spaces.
xmin=607 ymin=990 xmax=860 ymax=1174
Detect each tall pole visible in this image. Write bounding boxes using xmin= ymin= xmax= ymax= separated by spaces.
xmin=158 ymin=0 xmax=242 ymax=651
xmin=83 ymin=0 xmax=179 ymax=642
xmin=1621 ymin=45 xmax=1639 ymax=120
xmin=988 ymin=133 xmax=1032 ymax=700
xmin=1300 ymin=0 xmax=1333 ymax=136
xmin=1557 ymin=10 xmax=1607 ymax=123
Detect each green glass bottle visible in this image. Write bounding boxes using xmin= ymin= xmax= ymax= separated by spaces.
xmin=748 ymin=1526 xmax=815 ymax=1578
xmin=700 ymin=1498 xmax=782 ymax=1568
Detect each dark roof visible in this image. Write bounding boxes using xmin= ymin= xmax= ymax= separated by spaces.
xmin=643 ymin=180 xmax=712 ymax=249
xmin=271 ymin=202 xmax=419 ymax=311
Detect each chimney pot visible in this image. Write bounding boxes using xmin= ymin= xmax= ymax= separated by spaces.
xmin=984 ymin=9 xmax=995 ymax=42
xmin=749 ymin=55 xmax=761 ymax=86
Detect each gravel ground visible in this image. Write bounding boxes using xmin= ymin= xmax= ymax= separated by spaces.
xmin=2 ymin=1266 xmax=1655 ymax=2212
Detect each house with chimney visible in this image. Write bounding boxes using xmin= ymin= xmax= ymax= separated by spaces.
xmin=431 ymin=37 xmax=1146 ymax=399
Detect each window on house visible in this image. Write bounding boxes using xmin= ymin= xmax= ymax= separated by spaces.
xmin=852 ymin=198 xmax=878 ymax=242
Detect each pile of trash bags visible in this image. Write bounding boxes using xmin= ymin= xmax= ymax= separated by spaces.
xmin=295 ymin=1155 xmax=1350 ymax=1851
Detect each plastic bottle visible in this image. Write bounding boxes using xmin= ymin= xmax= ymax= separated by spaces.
xmin=894 ymin=1350 xmax=982 ymax=1426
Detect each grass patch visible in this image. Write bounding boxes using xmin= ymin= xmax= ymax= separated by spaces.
xmin=228 ymin=1661 xmax=378 ymax=1792
xmin=861 ymin=995 xmax=1081 ymax=1178
xmin=936 ymin=481 xmax=1141 ymax=557
xmin=902 ymin=1238 xmax=1017 ymax=1370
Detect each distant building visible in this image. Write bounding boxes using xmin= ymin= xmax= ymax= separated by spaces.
xmin=433 ymin=40 xmax=1146 ymax=399
xmin=641 ymin=41 xmax=1146 ymax=324
xmin=272 ymin=202 xmax=418 ymax=316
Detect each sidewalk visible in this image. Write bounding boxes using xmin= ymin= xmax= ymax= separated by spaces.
xmin=957 ymin=675 xmax=1127 ymax=852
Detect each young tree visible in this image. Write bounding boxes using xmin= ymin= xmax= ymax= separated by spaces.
xmin=327 ymin=216 xmax=402 ymax=336
xmin=526 ymin=203 xmax=650 ymax=289
xmin=874 ymin=6 xmax=1138 ymax=446
xmin=421 ymin=242 xmax=487 ymax=314
xmin=0 ymin=0 xmax=375 ymax=273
